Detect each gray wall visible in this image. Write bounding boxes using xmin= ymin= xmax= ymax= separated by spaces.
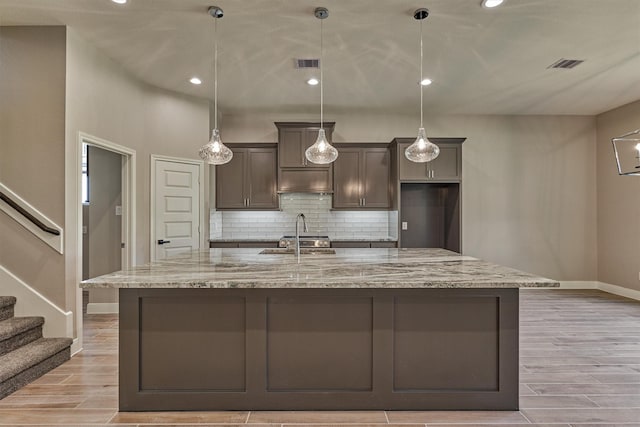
xmin=64 ymin=28 xmax=210 ymax=309
xmin=597 ymin=99 xmax=640 ymax=292
xmin=0 ymin=26 xmax=67 ymax=308
xmin=86 ymin=145 xmax=122 ymax=304
xmin=0 ymin=26 xmax=210 ymax=335
xmin=219 ymin=111 xmax=598 ymax=281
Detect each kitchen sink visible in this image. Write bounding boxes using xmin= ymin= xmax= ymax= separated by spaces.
xmin=259 ymin=248 xmax=336 ymax=255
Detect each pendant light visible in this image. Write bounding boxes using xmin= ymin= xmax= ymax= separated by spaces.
xmin=198 ymin=6 xmax=233 ymax=165
xmin=405 ymin=8 xmax=440 ymax=163
xmin=305 ymin=7 xmax=339 ymax=165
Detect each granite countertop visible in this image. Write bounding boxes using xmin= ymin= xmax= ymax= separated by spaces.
xmin=209 ymin=238 xmax=398 ymax=242
xmin=210 ymin=238 xmax=280 ymax=242
xmin=331 ymin=238 xmax=397 ymax=242
xmin=81 ymin=248 xmax=559 ymax=289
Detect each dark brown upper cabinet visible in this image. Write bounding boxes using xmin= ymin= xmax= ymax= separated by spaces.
xmin=215 ymin=144 xmax=279 ymax=210
xmin=395 ymin=138 xmax=465 ymax=182
xmin=333 ymin=145 xmax=391 ymax=209
xmin=275 ymin=122 xmax=335 ymax=193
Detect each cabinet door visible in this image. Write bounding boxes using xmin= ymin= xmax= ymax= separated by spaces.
xmin=398 ymin=142 xmax=428 ymax=180
xmin=362 ymin=148 xmax=390 ymax=208
xmin=333 ymin=149 xmax=362 ymax=208
xmin=247 ymin=148 xmax=278 ymax=209
xmin=216 ymin=149 xmax=247 ymax=209
xmin=302 ymin=128 xmax=333 ymax=168
xmin=210 ymin=242 xmax=240 ymax=248
xmin=332 ymin=241 xmax=371 ymax=248
xmin=279 ymin=129 xmax=305 ymax=168
xmin=237 ymin=241 xmax=278 ymax=248
xmin=371 ymin=241 xmax=397 ymax=248
xmin=430 ymin=145 xmax=460 ymax=181
xmin=279 ymin=127 xmax=334 ymax=169
xmin=398 ymin=142 xmax=460 ymax=182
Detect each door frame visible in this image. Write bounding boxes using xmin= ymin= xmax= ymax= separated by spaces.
xmin=77 ymin=132 xmax=137 ymax=270
xmin=150 ymin=154 xmax=205 ymax=262
xmin=70 ymin=132 xmax=136 ymax=354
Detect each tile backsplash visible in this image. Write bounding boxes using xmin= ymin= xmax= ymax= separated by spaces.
xmin=210 ymin=193 xmax=397 ymax=240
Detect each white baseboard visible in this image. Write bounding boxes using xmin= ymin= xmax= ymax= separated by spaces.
xmin=0 ymin=266 xmax=73 ymax=338
xmin=554 ymin=280 xmax=640 ymax=301
xmin=597 ymin=282 xmax=640 ymax=301
xmin=86 ymin=302 xmax=119 ymax=314
xmin=558 ymin=280 xmax=599 ymax=289
xmin=70 ymin=338 xmax=81 ymax=356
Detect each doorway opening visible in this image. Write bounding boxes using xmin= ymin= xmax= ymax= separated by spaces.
xmin=400 ymin=183 xmax=461 ymax=252
xmin=78 ymin=133 xmax=136 ymax=315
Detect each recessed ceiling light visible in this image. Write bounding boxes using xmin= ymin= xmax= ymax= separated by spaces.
xmin=481 ymin=0 xmax=504 ymax=8
xmin=421 ymin=78 xmax=433 ymax=86
xmin=189 ymin=77 xmax=202 ymax=85
xmin=111 ymin=0 xmax=127 ymax=4
xmin=307 ymin=78 xmax=319 ymax=86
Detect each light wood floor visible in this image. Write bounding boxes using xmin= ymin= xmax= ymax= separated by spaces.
xmin=0 ymin=289 xmax=639 ymax=426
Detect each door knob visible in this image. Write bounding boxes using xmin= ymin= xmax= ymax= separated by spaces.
xmin=157 ymin=239 xmax=171 ymax=245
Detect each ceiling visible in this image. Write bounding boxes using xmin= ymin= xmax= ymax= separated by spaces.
xmin=1 ymin=0 xmax=639 ymax=116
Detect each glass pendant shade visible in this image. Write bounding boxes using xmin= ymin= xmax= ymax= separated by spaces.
xmin=199 ymin=128 xmax=233 ymax=165
xmin=198 ymin=6 xmax=232 ymax=165
xmin=305 ymin=129 xmax=338 ymax=164
xmin=405 ymin=127 xmax=440 ymax=163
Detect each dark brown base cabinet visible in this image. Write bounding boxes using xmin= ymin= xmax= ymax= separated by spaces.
xmin=210 ymin=241 xmax=278 ymax=248
xmin=332 ymin=241 xmax=397 ymax=248
xmin=215 ymin=144 xmax=279 ymax=210
xmin=119 ymin=288 xmax=518 ymax=411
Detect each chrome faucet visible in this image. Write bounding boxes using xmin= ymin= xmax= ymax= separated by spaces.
xmin=295 ymin=213 xmax=308 ymax=263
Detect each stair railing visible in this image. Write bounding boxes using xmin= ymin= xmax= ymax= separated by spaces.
xmin=0 ymin=191 xmax=60 ymax=235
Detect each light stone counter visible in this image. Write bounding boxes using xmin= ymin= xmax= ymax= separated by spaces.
xmin=81 ymin=248 xmax=558 ymax=289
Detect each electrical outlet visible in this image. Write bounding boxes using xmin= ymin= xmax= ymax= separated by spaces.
xmin=115 ymin=205 xmax=122 ymax=216
xmin=402 ymin=221 xmax=408 ymax=230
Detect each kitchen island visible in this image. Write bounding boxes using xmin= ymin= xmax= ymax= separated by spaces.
xmin=81 ymin=248 xmax=558 ymax=411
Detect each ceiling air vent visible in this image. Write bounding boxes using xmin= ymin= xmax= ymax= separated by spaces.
xmin=295 ymin=58 xmax=320 ymax=69
xmin=547 ymin=58 xmax=585 ymax=69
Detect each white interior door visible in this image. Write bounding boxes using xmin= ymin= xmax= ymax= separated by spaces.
xmin=153 ymin=159 xmax=200 ymax=260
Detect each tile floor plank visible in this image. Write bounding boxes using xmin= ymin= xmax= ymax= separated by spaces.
xmin=248 ymin=411 xmax=388 ymax=424
xmin=0 ymin=290 xmax=639 ymax=425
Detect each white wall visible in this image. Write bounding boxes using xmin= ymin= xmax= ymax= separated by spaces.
xmin=596 ymin=99 xmax=640 ymax=292
xmin=219 ymin=111 xmax=598 ymax=281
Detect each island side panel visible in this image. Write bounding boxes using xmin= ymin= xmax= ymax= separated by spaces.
xmin=119 ymin=288 xmax=519 ymax=411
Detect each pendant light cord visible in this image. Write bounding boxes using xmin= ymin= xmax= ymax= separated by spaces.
xmin=214 ymin=15 xmax=218 ymax=130
xmin=320 ymin=17 xmax=324 ymax=130
xmin=419 ymin=18 xmax=423 ymax=129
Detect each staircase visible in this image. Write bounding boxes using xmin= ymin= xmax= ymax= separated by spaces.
xmin=0 ymin=296 xmax=72 ymax=399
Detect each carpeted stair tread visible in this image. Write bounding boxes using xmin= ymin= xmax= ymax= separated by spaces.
xmin=0 ymin=337 xmax=72 ymax=383
xmin=0 ymin=317 xmax=44 ymax=341
xmin=0 ymin=297 xmax=16 ymax=322
xmin=0 ymin=297 xmax=16 ymax=309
